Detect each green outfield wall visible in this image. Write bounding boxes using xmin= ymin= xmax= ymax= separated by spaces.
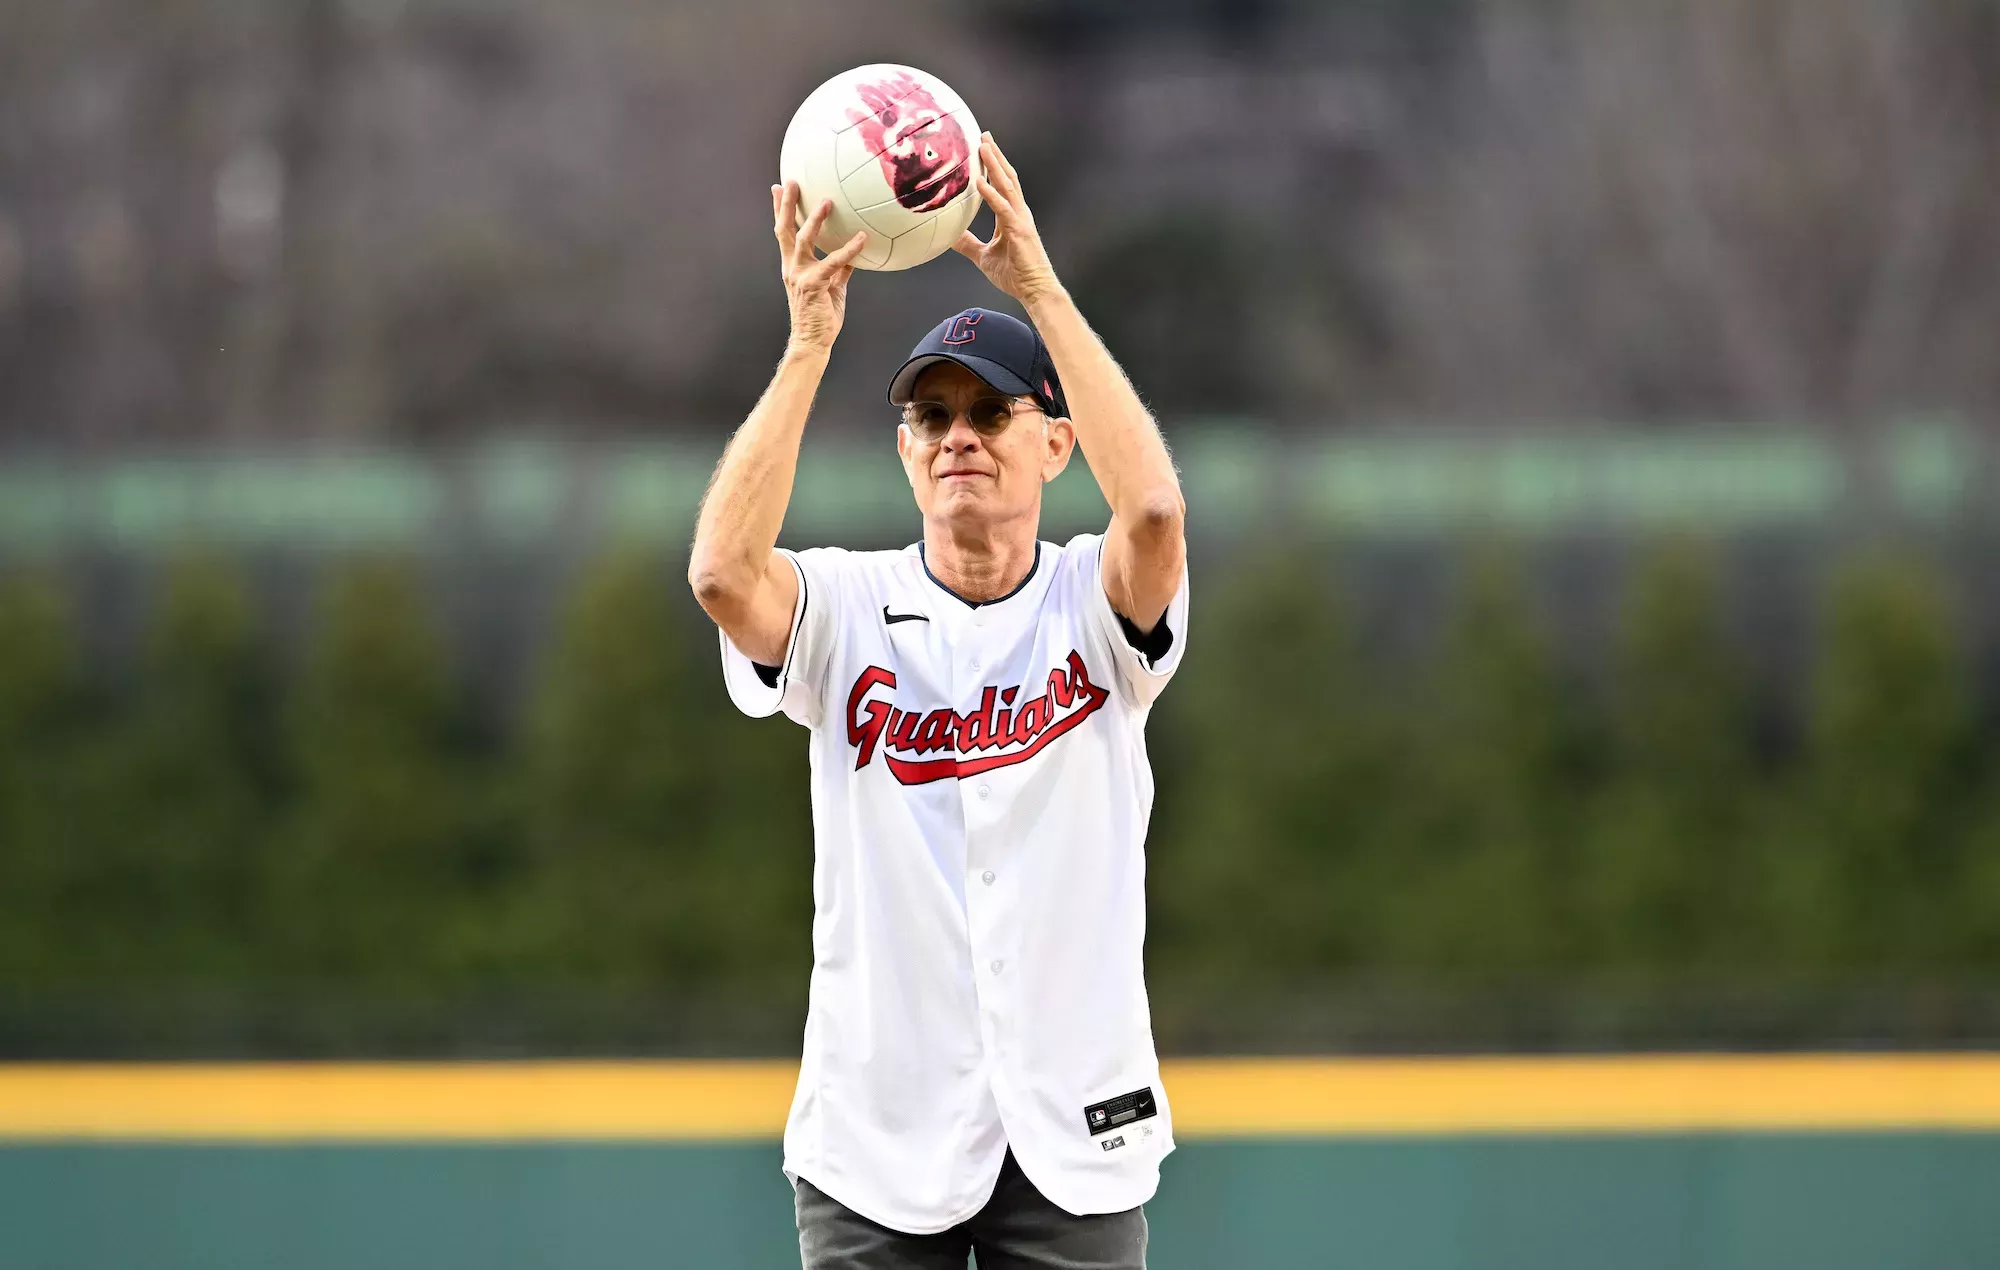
xmin=0 ymin=422 xmax=1979 ymax=550
xmin=4 ymin=1058 xmax=1997 ymax=1269
xmin=6 ymin=1136 xmax=2000 ymax=1270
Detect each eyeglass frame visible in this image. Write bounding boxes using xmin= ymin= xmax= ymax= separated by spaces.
xmin=898 ymin=394 xmax=1045 ymax=443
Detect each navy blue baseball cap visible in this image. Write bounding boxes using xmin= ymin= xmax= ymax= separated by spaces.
xmin=886 ymin=307 xmax=1069 ymax=419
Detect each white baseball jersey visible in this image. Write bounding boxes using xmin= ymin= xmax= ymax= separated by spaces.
xmin=718 ymin=531 xmax=1189 ymax=1235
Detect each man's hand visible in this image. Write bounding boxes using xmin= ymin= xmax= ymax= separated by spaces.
xmin=776 ymin=180 xmax=868 ymax=352
xmin=952 ymin=135 xmax=1062 ymax=305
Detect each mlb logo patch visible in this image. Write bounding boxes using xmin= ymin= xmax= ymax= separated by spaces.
xmin=1083 ymin=1087 xmax=1157 ymax=1137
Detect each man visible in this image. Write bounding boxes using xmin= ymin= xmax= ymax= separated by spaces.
xmin=688 ymin=133 xmax=1187 ymax=1270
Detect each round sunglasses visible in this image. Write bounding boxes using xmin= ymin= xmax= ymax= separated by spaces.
xmin=900 ymin=396 xmax=1040 ymax=443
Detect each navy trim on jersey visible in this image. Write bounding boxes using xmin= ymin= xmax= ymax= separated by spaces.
xmin=752 ymin=553 xmax=811 ymax=689
xmin=918 ymin=541 xmax=1041 ymax=609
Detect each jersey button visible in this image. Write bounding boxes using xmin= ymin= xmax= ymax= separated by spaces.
xmin=981 ymin=870 xmax=996 ymax=886
xmin=976 ymin=784 xmax=990 ymax=800
xmin=973 ymin=612 xmax=986 ymax=627
xmin=990 ymin=959 xmax=1004 ymax=974
xmin=970 ymin=659 xmax=982 ymax=673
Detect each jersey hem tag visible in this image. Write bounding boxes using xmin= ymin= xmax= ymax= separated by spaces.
xmin=1083 ymin=1087 xmax=1157 ymax=1136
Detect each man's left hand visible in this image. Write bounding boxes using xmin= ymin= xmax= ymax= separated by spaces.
xmin=953 ymin=134 xmax=1062 ymax=306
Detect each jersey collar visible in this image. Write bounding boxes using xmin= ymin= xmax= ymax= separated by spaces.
xmin=917 ymin=541 xmax=1042 ymax=609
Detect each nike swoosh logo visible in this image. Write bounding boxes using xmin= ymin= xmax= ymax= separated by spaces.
xmin=883 ymin=607 xmax=929 ymax=625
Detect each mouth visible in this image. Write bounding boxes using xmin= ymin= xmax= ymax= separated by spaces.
xmin=939 ymin=471 xmax=987 ymax=483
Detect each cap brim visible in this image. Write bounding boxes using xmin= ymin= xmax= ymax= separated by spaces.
xmin=886 ymin=352 xmax=1038 ymax=407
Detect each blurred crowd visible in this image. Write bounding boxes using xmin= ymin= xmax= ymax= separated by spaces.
xmin=3 ymin=0 xmax=1997 ymax=443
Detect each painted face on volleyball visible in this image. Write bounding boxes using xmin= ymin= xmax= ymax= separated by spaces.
xmin=848 ymin=75 xmax=972 ymax=212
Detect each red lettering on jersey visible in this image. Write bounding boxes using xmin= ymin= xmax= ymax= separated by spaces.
xmin=843 ymin=650 xmax=1110 ymax=786
xmin=915 ymin=708 xmax=956 ymax=754
xmin=962 ymin=686 xmax=1001 ymax=751
xmin=846 ymin=666 xmax=897 ymax=769
xmin=889 ymin=707 xmax=922 ymax=753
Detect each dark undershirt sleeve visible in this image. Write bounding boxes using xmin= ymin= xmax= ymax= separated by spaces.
xmin=1116 ymin=611 xmax=1175 ymax=666
xmin=752 ymin=661 xmax=781 ymax=688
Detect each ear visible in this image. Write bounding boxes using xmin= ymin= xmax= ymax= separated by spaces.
xmin=896 ymin=422 xmax=930 ymax=505
xmin=1040 ymin=416 xmax=1076 ymax=483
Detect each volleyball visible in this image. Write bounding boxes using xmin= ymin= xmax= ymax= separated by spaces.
xmin=778 ymin=64 xmax=983 ymax=272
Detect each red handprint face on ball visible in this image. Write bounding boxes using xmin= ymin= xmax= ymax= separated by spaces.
xmin=847 ymin=74 xmax=971 ymax=213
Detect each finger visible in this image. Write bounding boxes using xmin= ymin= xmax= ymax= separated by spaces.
xmin=796 ymin=197 xmax=835 ymax=263
xmin=775 ymin=182 xmax=800 ymax=252
xmin=979 ymin=136 xmax=1021 ymax=204
xmin=950 ymin=229 xmax=988 ymax=259
xmin=974 ymin=172 xmax=1015 ymax=226
xmin=823 ymin=230 xmax=869 ymax=269
xmin=980 ymin=135 xmax=1016 ymax=193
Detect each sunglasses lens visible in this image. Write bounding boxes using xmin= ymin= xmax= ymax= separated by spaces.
xmin=910 ymin=404 xmax=951 ymax=437
xmin=969 ymin=399 xmax=1012 ymax=432
xmin=903 ymin=398 xmax=1024 ymax=439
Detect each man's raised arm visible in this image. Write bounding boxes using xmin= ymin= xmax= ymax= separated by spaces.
xmin=688 ymin=182 xmax=867 ymax=665
xmin=952 ymin=135 xmax=1186 ymax=634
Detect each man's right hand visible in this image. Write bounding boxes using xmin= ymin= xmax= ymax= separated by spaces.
xmin=776 ymin=181 xmax=868 ymax=352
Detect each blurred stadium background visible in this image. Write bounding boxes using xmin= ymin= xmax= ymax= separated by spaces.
xmin=4 ymin=0 xmax=2000 ymax=1265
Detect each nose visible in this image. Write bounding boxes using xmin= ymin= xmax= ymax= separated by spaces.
xmin=942 ymin=413 xmax=983 ymax=453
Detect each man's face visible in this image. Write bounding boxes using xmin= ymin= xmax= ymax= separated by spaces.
xmin=897 ymin=362 xmax=1074 ymax=534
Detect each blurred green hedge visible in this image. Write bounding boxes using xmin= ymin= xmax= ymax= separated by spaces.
xmin=1 ymin=541 xmax=1997 ymax=1057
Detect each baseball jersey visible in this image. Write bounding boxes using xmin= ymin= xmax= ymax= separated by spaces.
xmin=718 ymin=531 xmax=1189 ymax=1235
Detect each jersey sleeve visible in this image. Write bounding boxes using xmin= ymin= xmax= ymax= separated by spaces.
xmin=718 ymin=546 xmax=844 ymax=728
xmin=1075 ymin=531 xmax=1190 ymax=709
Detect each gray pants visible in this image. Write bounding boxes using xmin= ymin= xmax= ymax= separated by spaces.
xmin=794 ymin=1150 xmax=1148 ymax=1270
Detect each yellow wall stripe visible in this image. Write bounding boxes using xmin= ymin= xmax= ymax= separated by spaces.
xmin=0 ymin=1062 xmax=797 ymax=1142
xmin=1163 ymin=1055 xmax=2000 ymax=1136
xmin=1 ymin=1056 xmax=1997 ymax=1141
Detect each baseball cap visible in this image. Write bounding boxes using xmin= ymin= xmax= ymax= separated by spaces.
xmin=886 ymin=307 xmax=1069 ymax=420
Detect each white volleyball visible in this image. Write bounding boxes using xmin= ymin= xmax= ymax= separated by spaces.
xmin=778 ymin=64 xmax=983 ymax=272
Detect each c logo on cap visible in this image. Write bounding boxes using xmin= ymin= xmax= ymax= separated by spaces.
xmin=943 ymin=312 xmax=981 ymax=345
